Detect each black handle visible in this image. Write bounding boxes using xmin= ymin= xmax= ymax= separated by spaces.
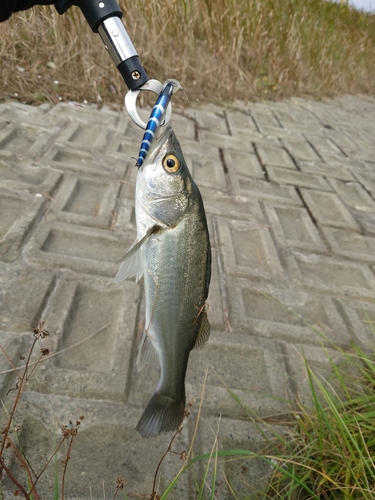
xmin=55 ymin=0 xmax=122 ymax=32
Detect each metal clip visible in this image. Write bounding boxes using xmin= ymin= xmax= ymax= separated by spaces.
xmin=125 ymin=79 xmax=173 ymax=130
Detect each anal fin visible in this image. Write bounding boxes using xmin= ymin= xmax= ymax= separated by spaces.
xmin=137 ymin=332 xmax=159 ymax=371
xmin=194 ymin=310 xmax=211 ymax=349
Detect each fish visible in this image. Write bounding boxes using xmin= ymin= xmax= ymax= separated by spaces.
xmin=115 ymin=126 xmax=211 ymax=438
xmin=136 ymin=79 xmax=182 ymax=168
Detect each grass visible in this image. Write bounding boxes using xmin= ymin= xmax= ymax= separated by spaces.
xmin=0 ymin=0 xmax=375 ymax=106
xmin=260 ymin=342 xmax=375 ymax=499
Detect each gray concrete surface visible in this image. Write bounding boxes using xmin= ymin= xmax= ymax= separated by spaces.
xmin=0 ymin=94 xmax=375 ymax=498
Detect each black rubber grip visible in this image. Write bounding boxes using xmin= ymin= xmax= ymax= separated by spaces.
xmin=55 ymin=0 xmax=122 ymax=32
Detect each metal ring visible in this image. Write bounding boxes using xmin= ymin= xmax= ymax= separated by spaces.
xmin=125 ymin=79 xmax=173 ymax=130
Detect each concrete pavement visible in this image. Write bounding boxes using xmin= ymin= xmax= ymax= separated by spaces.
xmin=0 ymin=94 xmax=375 ymax=498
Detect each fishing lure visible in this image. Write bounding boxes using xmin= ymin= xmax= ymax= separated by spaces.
xmin=136 ymin=79 xmax=182 ymax=168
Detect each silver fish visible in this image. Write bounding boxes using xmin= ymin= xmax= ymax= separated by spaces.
xmin=115 ymin=126 xmax=211 ymax=438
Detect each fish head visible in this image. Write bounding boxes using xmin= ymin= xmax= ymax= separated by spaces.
xmin=137 ymin=127 xmax=194 ymax=227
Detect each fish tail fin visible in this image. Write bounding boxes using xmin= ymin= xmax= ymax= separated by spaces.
xmin=136 ymin=392 xmax=185 ymax=438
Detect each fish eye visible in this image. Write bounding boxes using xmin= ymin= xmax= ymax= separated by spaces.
xmin=162 ymin=154 xmax=180 ymax=173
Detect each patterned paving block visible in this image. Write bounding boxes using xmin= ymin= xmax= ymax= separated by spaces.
xmin=25 ymin=221 xmax=132 ymax=276
xmin=321 ymin=227 xmax=375 ymax=263
xmin=57 ymin=122 xmax=114 ymax=152
xmin=225 ymin=109 xmax=259 ymax=135
xmin=108 ymin=181 xmax=136 ymax=233
xmin=0 ymin=189 xmax=45 ymax=262
xmin=0 ymin=123 xmax=56 ymax=161
xmin=329 ymin=179 xmax=375 ymax=212
xmin=179 ymin=134 xmax=222 ymax=157
xmin=0 ymin=101 xmax=66 ymax=129
xmin=185 ymin=108 xmax=229 ymax=134
xmin=300 ymin=188 xmax=359 ymax=230
xmin=49 ymin=173 xmax=121 ymax=228
xmin=201 ymin=187 xmax=264 ymax=220
xmin=189 ymin=333 xmax=291 ymax=416
xmin=41 ymin=145 xmax=127 ymax=178
xmin=11 ymin=392 xmax=190 ymax=499
xmin=355 ymin=212 xmax=375 ymax=236
xmin=214 ymin=216 xmax=286 ymax=282
xmin=342 ymin=123 xmax=375 ymax=149
xmin=0 ymin=331 xmax=30 ymax=400
xmin=26 ymin=271 xmax=139 ymax=400
xmin=344 ymin=145 xmax=375 ymax=163
xmin=263 ymin=202 xmax=327 ymax=252
xmin=170 ymin=112 xmax=196 ymax=140
xmin=107 ymin=137 xmax=139 ymax=165
xmin=283 ymin=343 xmax=345 ymax=403
xmin=222 ymin=148 xmax=265 ymax=179
xmin=0 ymin=263 xmax=55 ymax=333
xmin=0 ymin=158 xmax=62 ymax=195
xmin=266 ymin=166 xmax=332 ymax=191
xmin=198 ymin=130 xmax=255 ymax=153
xmin=303 ymin=133 xmax=343 ymax=159
xmin=324 ymin=128 xmax=360 ymax=152
xmin=105 ymin=116 xmax=141 ymax=159
xmin=230 ymin=175 xmax=302 ymax=205
xmin=285 ymin=251 xmax=375 ymax=299
xmin=181 ymin=140 xmax=227 ymax=192
xmin=273 ymin=106 xmax=319 ymax=131
xmin=226 ymin=278 xmax=351 ymax=346
xmin=353 ymin=171 xmax=375 ymax=199
xmin=282 ymin=139 xmax=321 ymax=162
xmin=301 ymin=102 xmax=338 ymax=129
xmin=256 ymin=143 xmax=296 ymax=169
xmin=250 ymin=107 xmax=282 ymax=132
xmin=47 ymin=101 xmax=119 ymax=128
xmin=298 ymin=160 xmax=354 ymax=182
xmin=334 ymin=298 xmax=375 ymax=346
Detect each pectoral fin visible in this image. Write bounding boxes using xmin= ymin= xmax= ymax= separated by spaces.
xmin=114 ymin=225 xmax=161 ymax=283
xmin=194 ymin=310 xmax=211 ymax=349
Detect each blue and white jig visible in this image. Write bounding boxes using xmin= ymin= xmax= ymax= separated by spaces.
xmin=136 ymin=79 xmax=182 ymax=168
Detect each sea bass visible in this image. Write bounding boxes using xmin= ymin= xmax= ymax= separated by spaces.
xmin=115 ymin=126 xmax=211 ymax=438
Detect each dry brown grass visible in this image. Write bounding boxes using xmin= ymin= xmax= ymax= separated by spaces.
xmin=0 ymin=0 xmax=375 ymax=107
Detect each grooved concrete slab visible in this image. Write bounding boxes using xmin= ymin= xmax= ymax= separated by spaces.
xmin=1 ymin=95 xmax=375 ymax=499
